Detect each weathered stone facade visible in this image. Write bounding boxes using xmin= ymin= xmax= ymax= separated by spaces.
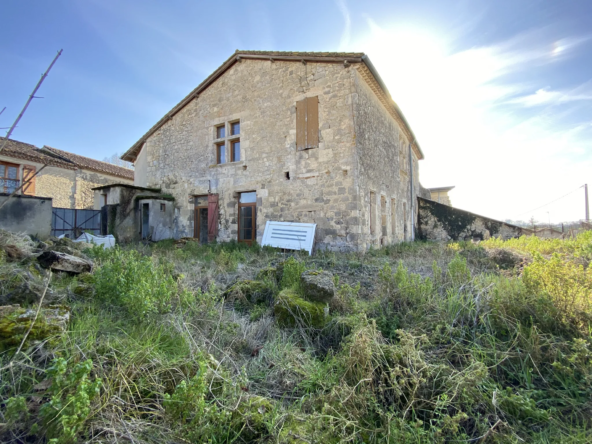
xmin=93 ymin=184 xmax=170 ymax=243
xmin=0 ymin=140 xmax=134 ymax=209
xmin=417 ymin=197 xmax=526 ymax=241
xmin=124 ymin=52 xmax=425 ymax=251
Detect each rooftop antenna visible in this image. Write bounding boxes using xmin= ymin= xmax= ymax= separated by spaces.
xmin=0 ymin=49 xmax=63 ymax=154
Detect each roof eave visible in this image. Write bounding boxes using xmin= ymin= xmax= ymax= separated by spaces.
xmin=360 ymin=55 xmax=424 ymax=160
xmin=122 ymin=52 xmax=365 ymax=162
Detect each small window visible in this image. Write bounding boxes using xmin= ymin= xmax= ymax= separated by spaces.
xmin=216 ymin=143 xmax=226 ymax=164
xmin=231 ymin=140 xmax=240 ymax=162
xmin=0 ymin=162 xmax=19 ymax=194
xmin=216 ymin=125 xmax=225 ymax=139
xmin=239 ymin=191 xmax=256 ymax=203
xmin=160 ymin=203 xmax=166 ymax=212
xmin=194 ymin=195 xmax=208 ymax=207
xmin=284 ymin=171 xmax=290 ymax=180
xmin=230 ymin=121 xmax=240 ymax=136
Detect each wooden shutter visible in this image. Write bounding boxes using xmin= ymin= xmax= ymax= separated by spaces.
xmin=22 ymin=165 xmax=36 ymax=196
xmin=207 ymin=193 xmax=219 ymax=242
xmin=296 ymin=99 xmax=306 ymax=150
xmin=306 ymin=96 xmax=319 ymax=149
xmin=296 ymin=96 xmax=319 ymax=150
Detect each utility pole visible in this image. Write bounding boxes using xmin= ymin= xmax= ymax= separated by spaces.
xmin=0 ymin=49 xmax=63 ymax=154
xmin=585 ymin=184 xmax=589 ymax=222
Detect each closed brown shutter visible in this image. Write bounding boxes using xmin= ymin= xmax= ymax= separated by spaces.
xmin=296 ymin=99 xmax=306 ymax=150
xmin=207 ymin=193 xmax=219 ymax=242
xmin=296 ymin=96 xmax=319 ymax=150
xmin=306 ymin=96 xmax=319 ymax=149
xmin=22 ymin=165 xmax=36 ymax=195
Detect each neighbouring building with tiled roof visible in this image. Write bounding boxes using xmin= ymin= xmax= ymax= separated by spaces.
xmin=0 ymin=137 xmax=133 ymax=209
xmin=118 ymin=50 xmax=430 ymax=250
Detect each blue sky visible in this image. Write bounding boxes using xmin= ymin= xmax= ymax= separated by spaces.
xmin=1 ymin=0 xmax=591 ymax=223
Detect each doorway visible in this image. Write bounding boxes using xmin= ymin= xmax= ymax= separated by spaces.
xmin=194 ymin=195 xmax=209 ymax=243
xmin=238 ymin=191 xmax=256 ymax=245
xmin=141 ymin=203 xmax=150 ymax=239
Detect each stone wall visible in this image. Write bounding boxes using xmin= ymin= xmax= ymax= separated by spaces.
xmin=0 ymin=193 xmax=53 ymax=239
xmin=0 ymin=154 xmax=133 ymax=209
xmin=141 ymin=59 xmax=360 ymax=250
xmin=94 ymin=185 xmax=167 ymax=243
xmin=417 ymin=197 xmax=526 ymax=241
xmin=352 ymin=66 xmax=420 ymax=248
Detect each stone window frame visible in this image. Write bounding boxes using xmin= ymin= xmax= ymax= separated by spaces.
xmin=391 ymin=198 xmax=396 ymax=236
xmin=214 ymin=119 xmax=241 ymax=164
xmin=369 ymin=191 xmax=376 ymax=236
xmin=380 ymin=194 xmax=387 ymax=239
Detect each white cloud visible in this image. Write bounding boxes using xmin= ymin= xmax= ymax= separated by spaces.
xmin=335 ymin=0 xmax=351 ymax=51
xmin=508 ymin=86 xmax=592 ymax=107
xmin=353 ymin=20 xmax=592 ymax=222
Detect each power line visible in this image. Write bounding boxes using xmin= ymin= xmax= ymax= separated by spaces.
xmin=516 ymin=186 xmax=582 ymax=217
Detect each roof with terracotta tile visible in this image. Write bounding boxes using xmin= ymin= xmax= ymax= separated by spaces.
xmin=42 ymin=146 xmax=134 ymax=180
xmin=236 ymin=50 xmax=365 ymax=58
xmin=0 ymin=137 xmax=134 ymax=180
xmin=0 ymin=137 xmax=75 ymax=169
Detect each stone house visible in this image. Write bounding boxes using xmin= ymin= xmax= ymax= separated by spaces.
xmin=121 ymin=51 xmax=429 ymax=251
xmin=428 ymin=186 xmax=455 ymax=206
xmin=0 ymin=137 xmax=134 ymax=209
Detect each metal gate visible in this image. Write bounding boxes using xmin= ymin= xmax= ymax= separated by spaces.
xmin=51 ymin=208 xmax=101 ymax=238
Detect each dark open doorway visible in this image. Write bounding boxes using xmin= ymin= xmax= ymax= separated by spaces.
xmin=141 ymin=203 xmax=150 ymax=239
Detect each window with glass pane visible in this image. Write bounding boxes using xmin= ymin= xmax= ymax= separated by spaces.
xmin=195 ymin=195 xmax=208 ymax=206
xmin=238 ymin=192 xmax=256 ymax=244
xmin=217 ymin=143 xmax=226 ymax=164
xmin=231 ymin=140 xmax=240 ymax=162
xmin=231 ymin=121 xmax=240 ymax=135
xmin=0 ymin=162 xmax=19 ymax=193
xmin=216 ymin=125 xmax=225 ymax=139
xmin=239 ymin=192 xmax=256 ymax=203
xmin=239 ymin=206 xmax=253 ymax=241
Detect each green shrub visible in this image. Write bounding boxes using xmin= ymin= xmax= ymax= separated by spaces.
xmin=92 ymin=247 xmax=179 ymax=319
xmin=39 ymin=358 xmax=102 ymax=444
xmin=279 ymin=257 xmax=306 ymax=293
xmin=523 ymin=253 xmax=592 ymax=335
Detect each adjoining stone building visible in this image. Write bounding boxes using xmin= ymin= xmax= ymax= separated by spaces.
xmin=0 ymin=137 xmax=134 ymax=209
xmin=428 ymin=186 xmax=454 ymax=206
xmin=121 ymin=50 xmax=430 ymax=251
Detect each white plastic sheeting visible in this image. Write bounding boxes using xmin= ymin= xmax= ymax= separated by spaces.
xmin=74 ymin=233 xmax=116 ymax=249
xmin=261 ymin=221 xmax=316 ymax=254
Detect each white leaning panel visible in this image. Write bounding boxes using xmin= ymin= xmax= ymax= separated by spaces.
xmin=261 ymin=221 xmax=316 ymax=255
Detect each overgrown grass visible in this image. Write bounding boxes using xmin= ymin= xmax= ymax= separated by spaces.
xmin=1 ymin=233 xmax=591 ymax=443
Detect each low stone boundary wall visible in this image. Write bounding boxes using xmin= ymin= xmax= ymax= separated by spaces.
xmin=0 ymin=194 xmax=53 ymax=239
xmin=416 ymin=197 xmax=527 ymax=241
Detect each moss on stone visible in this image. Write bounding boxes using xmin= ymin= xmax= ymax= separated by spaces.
xmin=274 ymin=288 xmax=327 ymax=328
xmin=419 ymin=199 xmax=476 ymax=240
xmin=0 ymin=305 xmax=70 ymax=350
xmin=223 ymin=280 xmax=273 ymax=305
xmin=256 ymin=266 xmax=279 ymax=283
